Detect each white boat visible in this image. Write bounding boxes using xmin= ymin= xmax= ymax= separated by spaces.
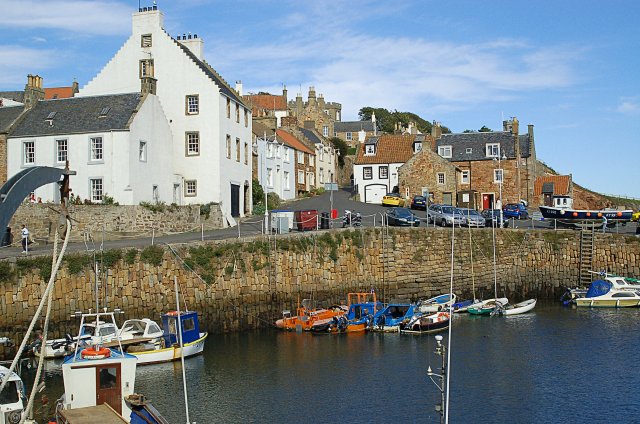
xmin=0 ymin=364 xmax=36 ymax=424
xmin=34 ymin=320 xmax=119 ymax=359
xmin=418 ymin=293 xmax=457 ymax=313
xmin=575 ymin=279 xmax=640 ymax=308
xmin=494 ymin=299 xmax=537 ymax=315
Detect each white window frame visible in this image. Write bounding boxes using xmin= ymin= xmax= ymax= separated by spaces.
xmin=437 ymin=172 xmax=445 ymax=185
xmin=438 ymin=145 xmax=452 ymax=158
xmin=318 ymin=147 xmax=324 ymax=161
xmin=363 ymin=167 xmax=373 ymax=180
xmin=297 ymin=170 xmax=304 ymax=183
xmin=494 ymin=169 xmax=504 ymax=183
xmin=284 ymin=171 xmax=290 ymax=190
xmin=89 ymin=177 xmax=103 ymax=202
xmin=185 ymin=180 xmax=197 ymax=197
xmin=308 ymin=172 xmax=315 ymax=186
xmin=461 ymin=170 xmax=470 ymax=184
xmin=139 ymin=140 xmax=147 ymax=162
xmin=379 ymin=166 xmax=389 ymax=179
xmin=267 ymin=143 xmax=274 ymax=158
xmin=466 ymin=147 xmax=473 ymax=154
xmin=319 ymin=167 xmax=324 ymax=184
xmin=236 ymin=138 xmax=241 ymax=162
xmin=322 ymin=126 xmax=329 ymax=137
xmin=89 ymin=136 xmax=103 ymax=162
xmin=244 ymin=142 xmax=249 ymax=165
xmin=186 ymin=95 xmax=199 ymax=115
xmin=486 ymin=143 xmax=500 ymax=158
xmin=267 ymin=168 xmax=274 ymax=187
xmin=346 ymin=132 xmax=352 ymax=141
xmin=283 ymin=146 xmax=290 ymax=162
xmin=55 ymin=139 xmax=67 ymax=164
xmin=297 ymin=151 xmax=304 ymax=164
xmin=23 ymin=141 xmax=35 ymax=165
xmin=226 ymin=135 xmax=231 ymax=159
xmin=186 ymin=132 xmax=200 ymax=156
xmin=365 ymin=144 xmax=375 ymax=155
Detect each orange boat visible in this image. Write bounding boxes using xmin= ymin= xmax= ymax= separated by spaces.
xmin=311 ymin=292 xmax=383 ymax=333
xmin=275 ymin=298 xmax=347 ymax=331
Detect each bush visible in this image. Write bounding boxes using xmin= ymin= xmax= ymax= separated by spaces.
xmin=252 ymin=178 xmax=265 ymax=205
xmin=267 ymin=192 xmax=281 ymax=210
xmin=140 ymin=245 xmax=164 ymax=266
xmin=140 ymin=201 xmax=166 ymax=213
xmin=102 ymin=194 xmax=119 ymax=205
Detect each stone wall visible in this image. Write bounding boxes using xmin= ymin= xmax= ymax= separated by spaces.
xmin=0 ymin=227 xmax=639 ymax=359
xmin=399 ymin=148 xmax=458 ymax=204
xmin=8 ymin=202 xmax=225 ymax=243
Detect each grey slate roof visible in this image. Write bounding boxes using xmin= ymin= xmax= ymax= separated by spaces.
xmin=541 ymin=182 xmax=554 ymax=194
xmin=10 ymin=93 xmax=141 ymax=138
xmin=0 ymin=91 xmax=25 ymax=103
xmin=435 ymin=131 xmax=531 ymax=161
xmin=334 ymin=121 xmax=374 ymax=133
xmin=299 ymin=127 xmax=323 ymax=144
xmin=0 ymin=106 xmax=24 ymax=132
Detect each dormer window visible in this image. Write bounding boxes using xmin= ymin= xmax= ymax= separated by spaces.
xmin=46 ymin=112 xmax=56 ymax=120
xmin=414 ymin=142 xmax=423 ymax=153
xmin=365 ymin=144 xmax=376 ymax=155
xmin=438 ymin=145 xmax=452 ymax=158
xmin=466 ymin=148 xmax=473 ymax=154
xmin=99 ymin=107 xmax=110 ymax=117
xmin=486 ymin=143 xmax=500 ymax=158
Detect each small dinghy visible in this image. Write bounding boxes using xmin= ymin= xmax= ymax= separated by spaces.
xmin=399 ymin=311 xmax=450 ymax=334
xmin=418 ymin=293 xmax=457 ymax=313
xmin=493 ymin=299 xmax=537 ymax=316
xmin=467 ymin=298 xmax=508 ymax=315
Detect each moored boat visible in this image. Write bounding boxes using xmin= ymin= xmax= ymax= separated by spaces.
xmin=575 ymin=279 xmax=640 ymax=308
xmin=494 ymin=299 xmax=537 ymax=315
xmin=0 ymin=364 xmax=34 ymax=424
xmin=418 ymin=293 xmax=457 ymax=313
xmin=451 ymin=299 xmax=476 ymax=313
xmin=399 ymin=311 xmax=450 ymax=334
xmin=275 ymin=299 xmax=347 ymax=332
xmin=467 ymin=298 xmax=508 ymax=315
xmin=539 ymin=205 xmax=632 ymax=223
xmin=311 ymin=292 xmax=383 ymax=333
xmin=371 ymin=303 xmax=417 ymax=332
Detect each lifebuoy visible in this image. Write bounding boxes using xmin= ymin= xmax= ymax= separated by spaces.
xmin=166 ymin=311 xmax=179 ymax=316
xmin=81 ymin=347 xmax=111 ymax=360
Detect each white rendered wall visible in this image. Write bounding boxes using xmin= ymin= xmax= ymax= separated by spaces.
xmin=353 ymin=162 xmax=404 ymax=204
xmin=255 ymin=138 xmax=296 ymax=201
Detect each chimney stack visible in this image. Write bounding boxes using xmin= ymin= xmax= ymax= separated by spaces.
xmin=431 ymin=121 xmax=442 ymax=140
xmin=23 ymin=74 xmax=45 ymax=109
xmin=235 ymin=81 xmax=243 ymax=96
xmin=282 ymin=85 xmax=288 ymax=103
xmin=308 ymin=86 xmax=316 ymax=107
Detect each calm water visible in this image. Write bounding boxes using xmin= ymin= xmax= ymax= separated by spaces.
xmin=33 ymin=302 xmax=640 ymax=423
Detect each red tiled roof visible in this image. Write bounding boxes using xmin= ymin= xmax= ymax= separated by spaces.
xmin=355 ymin=134 xmax=426 ymax=164
xmin=276 ymin=129 xmax=314 ymax=155
xmin=244 ymin=94 xmax=287 ymax=115
xmin=534 ymin=175 xmax=571 ymax=195
xmin=44 ymin=87 xmax=75 ymax=100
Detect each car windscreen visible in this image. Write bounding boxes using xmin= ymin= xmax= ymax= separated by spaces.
xmin=459 ymin=209 xmax=480 ymax=216
xmin=395 ymin=209 xmax=413 ymax=218
xmin=441 ymin=206 xmax=455 ymax=214
xmin=414 ymin=196 xmax=425 ymax=201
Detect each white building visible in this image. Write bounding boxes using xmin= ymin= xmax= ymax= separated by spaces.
xmin=7 ymin=93 xmax=174 ymax=204
xmin=77 ymin=6 xmax=252 ymax=218
xmin=254 ymin=131 xmax=296 ymax=202
xmin=298 ymin=127 xmax=338 ymax=187
xmin=353 ymin=135 xmax=421 ymax=204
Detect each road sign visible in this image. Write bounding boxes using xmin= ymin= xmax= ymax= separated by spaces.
xmin=324 ymin=183 xmax=338 ymax=191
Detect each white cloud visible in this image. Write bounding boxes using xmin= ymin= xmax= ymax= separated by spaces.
xmin=616 ymin=98 xmax=640 ymax=114
xmin=0 ymin=46 xmax=59 ymax=86
xmin=0 ymin=0 xmax=130 ymax=35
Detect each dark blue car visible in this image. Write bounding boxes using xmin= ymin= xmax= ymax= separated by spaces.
xmin=410 ymin=195 xmax=427 ymax=210
xmin=503 ymin=203 xmax=529 ymax=220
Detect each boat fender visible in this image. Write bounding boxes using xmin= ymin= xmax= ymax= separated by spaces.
xmin=81 ymin=346 xmax=111 ymax=360
xmin=166 ymin=311 xmax=179 ymax=317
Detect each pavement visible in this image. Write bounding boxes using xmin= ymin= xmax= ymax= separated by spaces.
xmin=0 ymin=188 xmax=637 ymax=259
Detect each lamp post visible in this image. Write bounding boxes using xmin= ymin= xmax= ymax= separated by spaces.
xmin=494 ymin=153 xmax=507 ymax=228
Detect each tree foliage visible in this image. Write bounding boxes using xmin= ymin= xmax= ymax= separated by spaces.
xmin=328 ymin=137 xmax=348 ymax=166
xmin=252 ymin=178 xmax=264 ymax=205
xmin=478 ymin=125 xmax=492 ymax=132
xmin=358 ymin=107 xmax=450 ymax=135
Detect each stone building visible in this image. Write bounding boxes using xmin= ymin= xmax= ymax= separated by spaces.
xmin=334 ymin=118 xmax=376 ymax=147
xmin=243 ymin=87 xmax=288 ymax=128
xmin=534 ymin=174 xmax=573 ymax=208
xmin=296 ymin=126 xmax=338 ymax=187
xmin=288 ymin=87 xmax=341 ymax=138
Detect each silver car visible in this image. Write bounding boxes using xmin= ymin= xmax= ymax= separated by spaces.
xmin=427 ymin=204 xmax=466 ymax=227
xmin=457 ymin=208 xmax=486 ymax=227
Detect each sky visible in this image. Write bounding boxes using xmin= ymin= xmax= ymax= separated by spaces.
xmin=1 ymin=0 xmax=638 ymax=198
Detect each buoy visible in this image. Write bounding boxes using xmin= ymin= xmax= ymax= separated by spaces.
xmin=81 ymin=346 xmax=111 ymax=360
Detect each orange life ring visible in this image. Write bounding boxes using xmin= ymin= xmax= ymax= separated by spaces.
xmin=81 ymin=347 xmax=111 ymax=360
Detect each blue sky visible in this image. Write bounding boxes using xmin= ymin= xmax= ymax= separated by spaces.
xmin=1 ymin=0 xmax=638 ymax=198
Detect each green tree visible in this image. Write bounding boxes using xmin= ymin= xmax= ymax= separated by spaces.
xmin=478 ymin=126 xmax=492 ymax=132
xmin=252 ymin=178 xmax=264 ymax=205
xmin=463 ymin=129 xmax=474 ymax=133
xmin=328 ymin=137 xmax=348 ymax=167
xmin=358 ymin=107 xmax=450 ymax=135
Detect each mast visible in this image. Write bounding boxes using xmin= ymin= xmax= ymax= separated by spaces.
xmin=444 ymin=217 xmax=455 ymax=423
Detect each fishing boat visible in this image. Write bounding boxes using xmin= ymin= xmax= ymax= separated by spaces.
xmin=311 ymin=292 xmax=382 ymax=333
xmin=371 ymin=303 xmax=417 ymax=332
xmin=56 ymin=311 xmax=170 ymax=423
xmin=108 ymin=311 xmax=207 ymax=365
xmin=493 ymin=299 xmax=537 ymax=315
xmin=0 ymin=365 xmax=35 ymax=424
xmin=575 ymin=279 xmax=640 ymax=308
xmin=34 ymin=319 xmax=120 ymax=359
xmin=400 ymin=311 xmax=450 ymax=334
xmin=467 ymin=298 xmax=508 ymax=315
xmin=275 ymin=299 xmax=347 ymax=332
xmin=539 ymin=205 xmax=633 ymax=226
xmin=417 ymin=293 xmax=457 ymax=313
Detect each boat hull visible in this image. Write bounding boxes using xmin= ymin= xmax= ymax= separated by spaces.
xmin=575 ymin=299 xmax=640 ymax=308
xmin=539 ymin=206 xmax=632 ymax=221
xmin=497 ymin=299 xmax=537 ymax=315
xmin=127 ymin=332 xmax=208 ymax=365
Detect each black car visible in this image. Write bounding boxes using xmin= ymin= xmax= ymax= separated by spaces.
xmin=386 ymin=207 xmax=421 ymax=227
xmin=410 ymin=195 xmax=427 ymax=210
xmin=480 ymin=209 xmax=510 ymax=227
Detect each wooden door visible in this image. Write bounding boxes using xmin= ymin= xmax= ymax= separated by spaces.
xmin=95 ymin=364 xmax=121 ymax=414
xmin=230 ymin=184 xmax=240 ymax=217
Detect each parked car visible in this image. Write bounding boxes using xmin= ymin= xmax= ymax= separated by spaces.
xmin=427 ymin=204 xmax=466 ymax=227
xmin=410 ymin=195 xmax=427 ymax=210
xmin=382 ymin=192 xmax=406 ymax=207
xmin=457 ymin=208 xmax=486 ymax=227
xmin=632 ymin=211 xmax=640 ymax=222
xmin=503 ymin=203 xmax=529 ymax=219
xmin=481 ymin=209 xmax=510 ymax=227
xmin=386 ymin=207 xmax=420 ymax=227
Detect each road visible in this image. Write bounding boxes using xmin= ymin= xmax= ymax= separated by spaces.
xmin=1 ymin=188 xmax=637 ymax=259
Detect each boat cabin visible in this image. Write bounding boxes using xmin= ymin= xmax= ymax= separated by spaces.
xmin=552 ymin=195 xmax=573 ymax=209
xmin=161 ymin=311 xmax=201 ymax=345
xmin=0 ymin=365 xmax=26 ymax=424
xmin=119 ymin=319 xmax=163 ymax=340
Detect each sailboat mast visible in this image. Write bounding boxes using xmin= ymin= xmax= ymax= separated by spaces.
xmin=492 ymin=212 xmax=498 ymax=299
xmin=444 ymin=219 xmax=455 ymax=424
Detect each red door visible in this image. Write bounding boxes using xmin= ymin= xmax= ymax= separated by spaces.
xmin=482 ymin=194 xmax=495 ymax=210
xmin=95 ymin=364 xmax=121 ymax=414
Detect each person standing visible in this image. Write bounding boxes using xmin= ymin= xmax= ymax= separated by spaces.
xmin=21 ymin=224 xmax=29 ymax=253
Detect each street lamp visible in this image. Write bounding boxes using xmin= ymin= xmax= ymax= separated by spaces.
xmin=493 ymin=152 xmax=507 ymax=228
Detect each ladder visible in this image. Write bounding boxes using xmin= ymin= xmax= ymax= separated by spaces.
xmin=578 ymin=223 xmax=595 ymax=285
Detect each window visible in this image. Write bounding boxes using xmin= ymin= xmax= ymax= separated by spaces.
xmin=139 ymin=59 xmax=154 ymax=77
xmin=363 ymin=167 xmax=373 ymax=180
xmin=466 ymin=148 xmax=473 ymax=154
xmin=185 ymin=132 xmax=200 ymax=156
xmin=322 ymin=126 xmax=329 ymax=137
xmin=318 ymin=147 xmax=324 ymax=161
xmin=284 ymin=171 xmax=290 ymax=190
xmin=90 ymin=178 xmax=103 ymax=202
xmin=235 ymin=103 xmax=240 ymax=123
xmin=494 ymin=169 xmax=503 ymax=183
xmin=379 ymin=166 xmax=389 ymax=179
xmin=186 ymin=95 xmax=199 ymax=115
xmin=226 ymin=135 xmax=231 ymax=159
xmin=236 ymin=138 xmax=241 ymax=162
xmin=141 ymin=34 xmax=152 ymax=47
xmin=298 ymin=170 xmax=304 ymax=183
xmin=276 ymin=145 xmax=281 ymax=158
xmin=438 ymin=145 xmax=452 ymax=158
xmin=90 ymin=137 xmax=103 ymax=161
xmin=283 ymin=146 xmax=290 ymax=162
xmin=319 ymin=168 xmax=324 ymax=184
xmin=23 ymin=141 xmax=35 ymax=165
xmin=152 ymin=185 xmax=159 ymax=202
xmin=414 ymin=142 xmax=423 ymax=153
xmin=346 ymin=132 xmax=352 ymax=141
xmin=309 ymin=155 xmax=314 ymax=167
xmin=226 ymin=98 xmax=231 ymax=118
xmin=139 ymin=140 xmax=147 ymax=161
xmin=185 ymin=180 xmax=197 ymax=197
xmin=98 ymin=107 xmax=110 ymax=117
xmin=365 ymin=144 xmax=375 ymax=155
xmin=486 ymin=143 xmax=500 ymax=158
xmin=267 ymin=168 xmax=273 ymax=187
xmin=308 ymin=172 xmax=315 ymax=186
xmin=437 ymin=173 xmax=445 ymax=185
xmin=297 ymin=151 xmax=304 ymax=164
xmin=267 ymin=143 xmax=274 ymax=158
xmin=244 ymin=109 xmax=249 ymax=127
xmin=56 ymin=139 xmax=67 ymax=163
xmin=244 ymin=142 xmax=249 ymax=165
xmin=328 ymin=151 xmax=331 ymax=164
xmin=461 ymin=170 xmax=470 ymax=184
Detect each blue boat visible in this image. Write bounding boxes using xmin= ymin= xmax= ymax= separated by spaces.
xmin=312 ymin=292 xmax=383 ymax=333
xmin=371 ymin=303 xmax=418 ymax=332
xmin=451 ymin=299 xmax=475 ymax=313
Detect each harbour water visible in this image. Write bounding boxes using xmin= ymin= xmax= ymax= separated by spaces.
xmin=33 ymin=302 xmax=640 ymax=423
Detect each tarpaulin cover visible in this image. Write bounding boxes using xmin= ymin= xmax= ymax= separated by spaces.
xmin=585 ymin=279 xmax=612 ymax=298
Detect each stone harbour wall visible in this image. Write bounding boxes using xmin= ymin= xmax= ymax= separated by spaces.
xmin=0 ymin=227 xmax=639 ymax=359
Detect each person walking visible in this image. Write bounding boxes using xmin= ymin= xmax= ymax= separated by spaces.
xmin=21 ymin=224 xmax=29 ymax=253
